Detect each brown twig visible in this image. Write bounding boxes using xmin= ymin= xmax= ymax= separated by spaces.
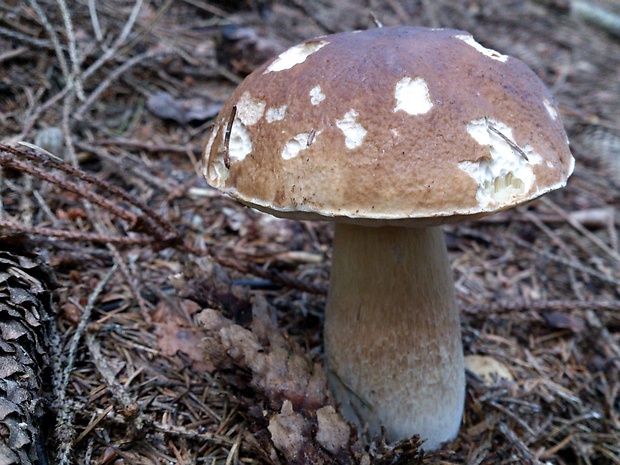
xmin=0 ymin=45 xmax=28 ymax=64
xmin=487 ymin=122 xmax=530 ymax=161
xmin=90 ymin=138 xmax=201 ymax=155
xmin=0 ymin=144 xmax=178 ymax=242
xmin=0 ymin=144 xmax=326 ymax=295
xmin=0 ymin=151 xmax=138 ymax=225
xmin=75 ymin=141 xmax=178 ymax=194
xmin=0 ymin=219 xmax=155 ymax=246
xmin=75 ymin=48 xmax=169 ymax=119
xmin=223 ymin=106 xmax=236 ymax=169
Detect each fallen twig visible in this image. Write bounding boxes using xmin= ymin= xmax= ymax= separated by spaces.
xmin=0 ymin=144 xmax=178 ymax=242
xmin=0 ymin=219 xmax=154 ymax=246
xmin=27 ymin=0 xmax=71 ymax=93
xmin=510 ymin=234 xmax=620 ymax=287
xmin=572 ymin=0 xmax=620 ymax=38
xmin=463 ymin=298 xmax=620 ymax=314
xmin=75 ymin=48 xmax=170 ymax=119
xmin=56 ymin=0 xmax=85 ymax=100
xmin=85 ymin=332 xmax=144 ymax=437
xmin=90 ymin=138 xmax=201 ymax=155
xmin=54 ymin=264 xmax=119 ymax=465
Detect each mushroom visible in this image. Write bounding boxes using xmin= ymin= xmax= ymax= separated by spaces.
xmin=202 ymin=26 xmax=574 ymax=450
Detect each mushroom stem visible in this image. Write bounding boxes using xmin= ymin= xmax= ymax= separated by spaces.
xmin=325 ymin=223 xmax=465 ymax=450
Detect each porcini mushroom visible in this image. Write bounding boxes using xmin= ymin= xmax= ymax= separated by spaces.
xmin=203 ymin=26 xmax=574 ymax=450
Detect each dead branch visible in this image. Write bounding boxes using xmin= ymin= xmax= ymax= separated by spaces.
xmin=56 ymin=0 xmax=85 ymax=100
xmin=0 ymin=144 xmax=327 ymax=296
xmin=572 ymin=0 xmax=620 ymax=38
xmin=0 ymin=144 xmax=177 ymax=242
xmin=0 ymin=219 xmax=154 ymax=246
xmin=27 ymin=0 xmax=71 ymax=92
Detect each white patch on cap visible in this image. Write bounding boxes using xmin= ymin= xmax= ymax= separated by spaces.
xmin=203 ymin=123 xmax=229 ymax=188
xmin=229 ymin=119 xmax=253 ymax=162
xmin=523 ymin=145 xmax=543 ymax=165
xmin=264 ymin=40 xmax=329 ymax=73
xmin=394 ymin=77 xmax=433 ymax=115
xmin=266 ymin=105 xmax=287 ymax=123
xmin=336 ymin=109 xmax=367 ymax=149
xmin=543 ymin=99 xmax=558 ymax=120
xmin=567 ymin=153 xmax=576 ymax=177
xmin=455 ymin=35 xmax=508 ymax=62
xmin=310 ymin=85 xmax=326 ymax=105
xmin=203 ymin=124 xmax=218 ymax=161
xmin=235 ymin=92 xmax=266 ymax=126
xmin=282 ymin=131 xmax=321 ymax=160
xmin=459 ymin=117 xmax=535 ymax=209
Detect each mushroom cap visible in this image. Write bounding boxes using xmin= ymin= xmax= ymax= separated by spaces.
xmin=203 ymin=26 xmax=574 ymax=226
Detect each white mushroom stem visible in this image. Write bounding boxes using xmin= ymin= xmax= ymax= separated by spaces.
xmin=324 ymin=224 xmax=465 ymax=450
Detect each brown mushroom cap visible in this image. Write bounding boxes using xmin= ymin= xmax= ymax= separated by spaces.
xmin=203 ymin=26 xmax=574 ymax=226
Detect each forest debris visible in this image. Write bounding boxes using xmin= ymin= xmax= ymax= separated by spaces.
xmin=267 ymin=400 xmax=311 ymax=463
xmin=542 ymin=311 xmax=586 ymax=332
xmin=570 ymin=123 xmax=620 ymax=183
xmin=465 ymin=355 xmax=514 ymax=386
xmin=198 ymin=296 xmax=329 ymax=410
xmin=316 ymin=406 xmax=351 ymax=455
xmin=197 ymin=296 xmax=358 ymax=463
xmin=219 ymin=25 xmax=287 ymax=74
xmin=33 ymin=126 xmax=66 ymax=159
xmin=171 ymin=258 xmax=253 ymax=325
xmin=146 ymin=91 xmax=222 ymax=124
xmin=1 ymin=0 xmax=619 ymax=463
xmin=571 ymin=0 xmax=620 ymax=38
xmin=154 ymin=313 xmax=212 ymax=373
xmin=569 ymin=207 xmax=614 ymax=229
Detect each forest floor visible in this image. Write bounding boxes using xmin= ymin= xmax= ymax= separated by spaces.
xmin=0 ymin=0 xmax=619 ymax=464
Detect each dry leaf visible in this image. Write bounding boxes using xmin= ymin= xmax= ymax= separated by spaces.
xmin=147 ymin=91 xmax=221 ymax=124
xmin=542 ymin=311 xmax=586 ymax=333
xmin=465 ymin=355 xmax=514 ymax=386
xmin=155 ymin=314 xmax=212 ymax=372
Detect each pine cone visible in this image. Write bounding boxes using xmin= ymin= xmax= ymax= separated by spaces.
xmin=0 ymin=242 xmax=56 ymax=465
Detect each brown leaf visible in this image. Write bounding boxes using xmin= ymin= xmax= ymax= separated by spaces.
xmin=155 ymin=316 xmax=212 ymax=372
